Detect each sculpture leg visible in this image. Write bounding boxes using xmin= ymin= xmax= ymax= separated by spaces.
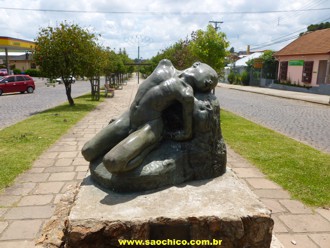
xmin=81 ymin=111 xmax=130 ymax=161
xmin=103 ymin=118 xmax=164 ymax=173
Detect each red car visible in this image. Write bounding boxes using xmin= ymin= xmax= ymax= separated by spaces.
xmin=0 ymin=75 xmax=35 ymax=96
xmin=0 ymin=68 xmax=8 ymax=76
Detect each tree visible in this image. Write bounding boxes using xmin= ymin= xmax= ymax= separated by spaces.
xmin=148 ymin=36 xmax=197 ymax=71
xmin=260 ymin=50 xmax=277 ymax=79
xmin=34 ymin=22 xmax=99 ymax=105
xmin=300 ymin=22 xmax=330 ymax=36
xmin=189 ymin=25 xmax=230 ymax=76
xmin=143 ymin=25 xmax=229 ymax=78
xmin=246 ymin=50 xmax=277 ymax=82
xmin=103 ymin=48 xmax=134 ymax=88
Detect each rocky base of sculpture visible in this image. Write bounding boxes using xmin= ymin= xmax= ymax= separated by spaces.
xmin=61 ymin=169 xmax=273 ymax=248
xmin=36 ymin=185 xmax=79 ymax=248
xmin=90 ymin=92 xmax=227 ymax=193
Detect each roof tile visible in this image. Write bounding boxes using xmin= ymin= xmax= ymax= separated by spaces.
xmin=275 ymin=28 xmax=330 ymax=56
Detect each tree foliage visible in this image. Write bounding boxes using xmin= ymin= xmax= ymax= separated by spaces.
xmin=300 ymin=22 xmax=330 ymax=36
xmin=158 ymin=37 xmax=198 ymax=70
xmin=189 ymin=25 xmax=229 ymax=75
xmin=103 ymin=48 xmax=134 ymax=78
xmin=260 ymin=50 xmax=277 ymax=79
xmin=245 ymin=50 xmax=277 ymax=81
xmin=142 ymin=25 xmax=229 ymax=78
xmin=100 ymin=47 xmax=134 ymax=91
xmin=34 ymin=22 xmax=99 ymax=105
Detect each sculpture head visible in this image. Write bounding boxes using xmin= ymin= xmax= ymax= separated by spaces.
xmin=180 ymin=62 xmax=218 ymax=92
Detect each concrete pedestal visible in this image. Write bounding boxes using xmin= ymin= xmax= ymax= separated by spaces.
xmin=65 ymin=169 xmax=273 ymax=247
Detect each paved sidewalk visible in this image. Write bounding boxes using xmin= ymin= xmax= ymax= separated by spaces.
xmin=227 ymin=149 xmax=330 ymax=248
xmin=0 ymin=78 xmax=138 ymax=247
xmin=0 ymin=78 xmax=329 ymax=247
xmin=219 ymin=83 xmax=330 ymax=105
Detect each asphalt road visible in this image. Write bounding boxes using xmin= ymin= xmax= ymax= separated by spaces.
xmin=0 ymin=78 xmax=91 ymax=129
xmin=215 ymin=87 xmax=330 ymax=154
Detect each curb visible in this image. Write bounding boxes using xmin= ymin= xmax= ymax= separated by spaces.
xmin=218 ymin=83 xmax=330 ymax=106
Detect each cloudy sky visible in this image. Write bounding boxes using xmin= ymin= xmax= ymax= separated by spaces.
xmin=0 ymin=0 xmax=329 ymax=59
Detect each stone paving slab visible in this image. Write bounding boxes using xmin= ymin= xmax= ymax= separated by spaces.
xmin=1 ymin=220 xmax=44 ymax=240
xmin=0 ymin=240 xmax=36 ymax=248
xmin=261 ymin=199 xmax=287 ymax=214
xmin=17 ymin=195 xmax=53 ymax=206
xmin=279 ymin=214 xmax=330 ymax=232
xmin=246 ymin=178 xmax=282 ymax=189
xmin=317 ymin=208 xmax=330 ymax=222
xmin=279 ymin=199 xmax=313 ymax=214
xmin=3 ymin=206 xmax=55 ymax=220
xmin=276 ymin=234 xmax=319 ymax=248
xmin=231 ymin=167 xmax=265 ymax=178
xmin=309 ymin=233 xmax=330 ymax=248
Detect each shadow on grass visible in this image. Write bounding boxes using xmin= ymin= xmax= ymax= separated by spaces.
xmin=28 ymin=103 xmax=98 ymax=116
xmin=44 ymin=103 xmax=98 ymax=113
xmin=30 ymin=94 xmax=101 ymax=116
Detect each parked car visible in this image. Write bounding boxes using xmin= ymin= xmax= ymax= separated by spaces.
xmin=0 ymin=75 xmax=35 ymax=96
xmin=0 ymin=68 xmax=8 ymax=76
xmin=56 ymin=76 xmax=76 ymax=84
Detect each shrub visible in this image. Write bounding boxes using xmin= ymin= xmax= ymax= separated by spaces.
xmin=227 ymin=72 xmax=235 ymax=84
xmin=13 ymin=69 xmax=22 ymax=75
xmin=241 ymin=71 xmax=250 ymax=85
xmin=234 ymin=75 xmax=241 ymax=85
xmin=25 ymin=69 xmax=41 ymax=77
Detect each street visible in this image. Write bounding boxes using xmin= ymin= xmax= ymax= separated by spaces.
xmin=1 ymin=80 xmax=329 ymax=154
xmin=215 ymin=87 xmax=330 ymax=154
xmin=0 ymin=78 xmax=92 ymax=129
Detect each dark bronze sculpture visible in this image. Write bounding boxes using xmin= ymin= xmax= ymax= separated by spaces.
xmin=82 ymin=59 xmax=226 ymax=192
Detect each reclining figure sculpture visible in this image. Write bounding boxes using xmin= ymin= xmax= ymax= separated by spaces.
xmin=82 ymin=59 xmax=226 ymax=192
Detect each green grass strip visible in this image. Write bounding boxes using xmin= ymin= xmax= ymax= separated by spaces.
xmin=0 ymin=94 xmax=103 ymax=191
xmin=221 ymin=110 xmax=330 ymax=207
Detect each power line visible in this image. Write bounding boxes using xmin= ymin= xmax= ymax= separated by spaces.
xmin=250 ymin=16 xmax=330 ymax=50
xmin=1 ymin=6 xmax=330 ymax=15
xmin=251 ymin=36 xmax=299 ymax=50
xmin=277 ymin=0 xmax=327 ymax=25
xmin=250 ymin=29 xmax=305 ymax=48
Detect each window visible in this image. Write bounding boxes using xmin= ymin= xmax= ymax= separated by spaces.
xmin=16 ymin=76 xmax=25 ymax=81
xmin=7 ymin=76 xmax=15 ymax=82
xmin=302 ymin=61 xmax=313 ymax=83
xmin=280 ymin=61 xmax=288 ymax=81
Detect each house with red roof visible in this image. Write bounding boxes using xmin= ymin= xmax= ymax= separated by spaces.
xmin=274 ymin=28 xmax=330 ymax=87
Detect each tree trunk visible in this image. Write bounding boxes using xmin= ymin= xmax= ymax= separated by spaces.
xmin=90 ymin=80 xmax=95 ymax=96
xmin=65 ymin=82 xmax=75 ymax=106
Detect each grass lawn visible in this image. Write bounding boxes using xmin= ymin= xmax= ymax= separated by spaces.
xmin=0 ymin=94 xmax=102 ymax=191
xmin=221 ymin=109 xmax=330 ymax=208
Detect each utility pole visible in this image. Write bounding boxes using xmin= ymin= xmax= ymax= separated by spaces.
xmin=126 ymin=35 xmax=152 ymax=84
xmin=209 ymin=21 xmax=223 ymax=32
xmin=137 ymin=45 xmax=140 ymax=84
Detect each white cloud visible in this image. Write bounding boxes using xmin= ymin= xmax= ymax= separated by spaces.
xmin=0 ymin=0 xmax=329 ymax=58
